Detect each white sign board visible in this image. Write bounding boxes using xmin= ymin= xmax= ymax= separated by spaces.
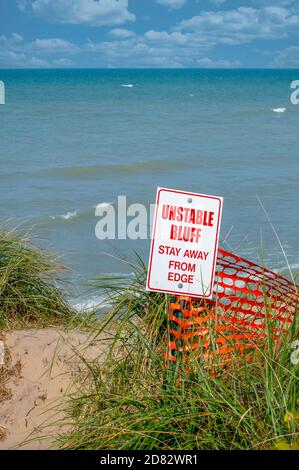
xmin=147 ymin=187 xmax=223 ymax=299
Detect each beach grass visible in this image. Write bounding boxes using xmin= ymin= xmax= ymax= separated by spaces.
xmin=58 ymin=255 xmax=299 ymax=450
xmin=0 ymin=229 xmax=84 ymax=329
xmin=1 ymin=232 xmax=298 ymax=450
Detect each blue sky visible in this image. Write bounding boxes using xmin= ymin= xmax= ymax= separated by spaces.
xmin=0 ymin=0 xmax=299 ymax=68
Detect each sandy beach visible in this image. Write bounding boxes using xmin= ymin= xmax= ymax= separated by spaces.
xmin=0 ymin=328 xmax=105 ymax=450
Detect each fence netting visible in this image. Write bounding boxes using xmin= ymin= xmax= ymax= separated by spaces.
xmin=166 ymin=248 xmax=298 ymax=369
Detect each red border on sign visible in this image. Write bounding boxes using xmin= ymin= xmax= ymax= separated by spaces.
xmin=146 ymin=187 xmax=222 ymax=299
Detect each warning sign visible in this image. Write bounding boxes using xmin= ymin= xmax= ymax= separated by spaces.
xmin=146 ymin=187 xmax=223 ymax=299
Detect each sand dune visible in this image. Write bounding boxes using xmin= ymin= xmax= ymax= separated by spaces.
xmin=0 ymin=328 xmax=106 ymax=450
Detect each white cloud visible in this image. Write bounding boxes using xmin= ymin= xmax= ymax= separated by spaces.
xmin=21 ymin=0 xmax=135 ymax=26
xmin=144 ymin=30 xmax=190 ymax=45
xmin=85 ymin=32 xmax=211 ymax=68
xmin=17 ymin=1 xmax=28 ymax=13
xmin=11 ymin=33 xmax=24 ymax=42
xmin=28 ymin=56 xmax=49 ymax=67
xmin=156 ymin=0 xmax=187 ymax=9
xmin=0 ymin=49 xmax=50 ymax=67
xmin=254 ymin=0 xmax=295 ymax=6
xmin=197 ymin=57 xmax=240 ymax=68
xmin=0 ymin=34 xmax=79 ymax=67
xmin=79 ymin=3 xmax=299 ymax=68
xmin=178 ymin=6 xmax=299 ymax=44
xmin=0 ymin=33 xmax=24 ymax=44
xmin=0 ymin=50 xmax=27 ymax=67
xmin=52 ymin=57 xmax=74 ymax=66
xmin=31 ymin=38 xmax=79 ymax=54
xmin=272 ymin=46 xmax=299 ymax=67
xmin=109 ymin=28 xmax=135 ymax=38
xmin=4 ymin=3 xmax=299 ymax=68
xmin=209 ymin=0 xmax=226 ymax=5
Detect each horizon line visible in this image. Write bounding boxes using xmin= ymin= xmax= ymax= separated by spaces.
xmin=0 ymin=67 xmax=299 ymax=71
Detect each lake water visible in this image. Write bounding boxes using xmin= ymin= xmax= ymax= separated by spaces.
xmin=0 ymin=68 xmax=298 ymax=308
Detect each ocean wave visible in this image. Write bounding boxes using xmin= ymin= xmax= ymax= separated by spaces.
xmin=95 ymin=202 xmax=112 ymax=209
xmin=42 ymin=159 xmax=198 ymax=179
xmin=38 ymin=203 xmax=113 ymax=227
xmin=121 ymin=84 xmax=134 ymax=88
xmin=272 ymin=107 xmax=286 ymax=113
xmin=71 ymin=273 xmax=132 ymax=312
xmin=72 ymin=295 xmax=112 ymax=313
xmin=50 ymin=210 xmax=78 ymax=220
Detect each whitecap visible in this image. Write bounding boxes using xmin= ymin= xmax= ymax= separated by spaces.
xmin=72 ymin=295 xmax=112 ymax=313
xmin=121 ymin=84 xmax=134 ymax=88
xmin=272 ymin=107 xmax=286 ymax=113
xmin=95 ymin=202 xmax=113 ymax=209
xmin=51 ymin=210 xmax=78 ymax=220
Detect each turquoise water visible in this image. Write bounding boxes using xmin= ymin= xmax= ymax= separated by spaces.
xmin=0 ymin=69 xmax=298 ymax=306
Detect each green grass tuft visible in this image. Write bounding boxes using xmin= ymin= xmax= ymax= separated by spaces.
xmin=0 ymin=230 xmax=75 ymax=328
xmin=58 ymin=255 xmax=299 ymax=450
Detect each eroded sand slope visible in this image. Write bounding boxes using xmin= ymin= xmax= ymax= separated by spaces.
xmin=0 ymin=328 xmax=105 ymax=450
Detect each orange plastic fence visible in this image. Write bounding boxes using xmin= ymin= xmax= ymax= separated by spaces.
xmin=166 ymin=248 xmax=298 ymax=369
